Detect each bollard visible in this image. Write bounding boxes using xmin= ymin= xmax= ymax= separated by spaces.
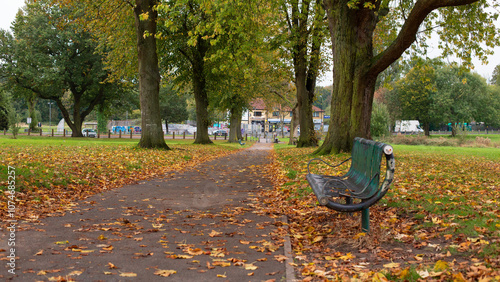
xmin=97 ymin=130 xmax=100 ymax=139
xmin=130 ymin=131 xmax=132 ymax=139
xmin=214 ymin=134 xmax=216 ymax=140
xmin=52 ymin=129 xmax=54 ymax=137
xmin=4 ymin=129 xmax=6 ymax=135
xmin=245 ymin=134 xmax=247 ymax=141
xmin=63 ymin=129 xmax=66 ymax=137
xmin=183 ymin=132 xmax=185 ymax=139
xmin=119 ymin=131 xmax=122 ymax=138
xmin=173 ymin=132 xmax=175 ymax=139
xmin=40 ymin=129 xmax=42 ymax=136
xmin=108 ymin=130 xmax=111 ymax=138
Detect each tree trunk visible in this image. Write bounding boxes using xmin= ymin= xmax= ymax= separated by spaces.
xmin=191 ymin=39 xmax=212 ymax=145
xmin=288 ymin=103 xmax=299 ymax=145
xmin=134 ymin=0 xmax=169 ymax=149
xmin=165 ymin=119 xmax=169 ymax=134
xmin=228 ymin=106 xmax=242 ymax=143
xmin=315 ymin=1 xmax=377 ymax=154
xmin=28 ymin=95 xmax=37 ymax=131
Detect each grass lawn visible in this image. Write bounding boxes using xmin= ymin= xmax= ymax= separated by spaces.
xmin=0 ymin=135 xmax=252 ymax=222
xmin=267 ymin=141 xmax=500 ymax=281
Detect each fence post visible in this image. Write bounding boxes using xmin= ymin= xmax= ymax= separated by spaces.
xmin=173 ymin=131 xmax=175 ymax=139
xmin=40 ymin=129 xmax=42 ymax=136
xmin=130 ymin=130 xmax=132 ymax=139
xmin=183 ymin=132 xmax=185 ymax=139
xmin=28 ymin=128 xmax=31 ymax=136
xmin=224 ymin=133 xmax=227 ymax=140
xmin=214 ymin=134 xmax=216 ymax=140
xmin=108 ymin=130 xmax=111 ymax=138
xmin=63 ymin=129 xmax=66 ymax=137
xmin=4 ymin=129 xmax=6 ymax=135
xmin=119 ymin=131 xmax=121 ymax=138
xmin=97 ymin=130 xmax=100 ymax=139
xmin=52 ymin=129 xmax=54 ymax=137
xmin=245 ymin=134 xmax=247 ymax=141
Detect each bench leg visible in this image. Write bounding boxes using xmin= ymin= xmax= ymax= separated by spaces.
xmin=361 ymin=208 xmax=370 ymax=233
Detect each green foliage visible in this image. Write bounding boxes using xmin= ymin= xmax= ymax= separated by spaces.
xmin=159 ymin=85 xmax=189 ymax=125
xmin=0 ymin=89 xmax=12 ymax=130
xmin=8 ymin=111 xmax=20 ymax=138
xmin=370 ymin=101 xmax=390 ymax=137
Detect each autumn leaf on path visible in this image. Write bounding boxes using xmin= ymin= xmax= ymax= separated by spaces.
xmin=119 ymin=272 xmax=137 ymax=277
xmin=209 ymin=230 xmax=222 ymax=237
xmin=154 ymin=269 xmax=176 ymax=277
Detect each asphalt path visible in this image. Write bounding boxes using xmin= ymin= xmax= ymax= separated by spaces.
xmin=1 ymin=143 xmax=291 ymax=281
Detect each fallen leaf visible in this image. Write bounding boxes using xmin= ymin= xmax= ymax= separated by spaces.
xmin=119 ymin=272 xmax=137 ymax=277
xmin=154 ymin=269 xmax=176 ymax=277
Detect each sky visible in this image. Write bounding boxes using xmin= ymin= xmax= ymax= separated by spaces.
xmin=1 ymin=0 xmax=499 ymax=86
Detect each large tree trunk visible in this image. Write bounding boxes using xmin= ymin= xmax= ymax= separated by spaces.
xmin=296 ymin=71 xmax=317 ymax=147
xmin=134 ymin=0 xmax=169 ymax=149
xmin=192 ymin=64 xmax=212 ymax=144
xmin=27 ymin=95 xmax=37 ymax=132
xmin=228 ymin=106 xmax=242 ymax=143
xmin=315 ymin=1 xmax=377 ymax=154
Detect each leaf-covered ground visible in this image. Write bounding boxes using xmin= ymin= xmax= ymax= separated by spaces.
xmin=262 ymin=144 xmax=500 ymax=281
xmin=0 ymin=137 xmax=249 ymax=227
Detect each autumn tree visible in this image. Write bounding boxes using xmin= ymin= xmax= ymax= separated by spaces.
xmin=279 ymin=0 xmax=329 ymax=148
xmin=0 ymin=0 xmax=122 ymax=137
xmin=53 ymin=0 xmax=168 ymax=148
xmin=316 ymin=0 xmax=500 ymax=154
xmin=395 ymin=62 xmax=438 ymax=136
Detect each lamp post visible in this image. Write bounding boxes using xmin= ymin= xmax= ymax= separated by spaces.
xmin=48 ymin=101 xmax=53 ymax=127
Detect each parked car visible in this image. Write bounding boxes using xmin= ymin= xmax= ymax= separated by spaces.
xmin=134 ymin=126 xmax=142 ymax=133
xmin=213 ymin=129 xmax=228 ymax=136
xmin=82 ymin=128 xmax=97 ymax=137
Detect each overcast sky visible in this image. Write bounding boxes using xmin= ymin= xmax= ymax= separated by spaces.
xmin=1 ymin=0 xmax=498 ymax=86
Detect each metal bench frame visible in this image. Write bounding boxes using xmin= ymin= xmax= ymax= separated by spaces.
xmin=306 ymin=137 xmax=395 ymax=232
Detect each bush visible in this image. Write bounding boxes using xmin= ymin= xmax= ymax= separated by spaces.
xmin=370 ymin=101 xmax=390 ymax=137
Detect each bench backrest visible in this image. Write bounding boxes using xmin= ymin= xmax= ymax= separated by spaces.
xmin=345 ymin=137 xmax=386 ymax=198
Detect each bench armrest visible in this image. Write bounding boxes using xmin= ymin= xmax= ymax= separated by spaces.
xmin=307 ymin=157 xmax=351 ymax=175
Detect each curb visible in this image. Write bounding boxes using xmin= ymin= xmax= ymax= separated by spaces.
xmin=282 ymin=215 xmax=297 ymax=282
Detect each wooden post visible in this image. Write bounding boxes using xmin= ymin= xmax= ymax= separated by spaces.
xmin=173 ymin=131 xmax=175 ymax=139
xmin=40 ymin=129 xmax=42 ymax=136
xmin=214 ymin=134 xmax=216 ymax=140
xmin=108 ymin=130 xmax=111 ymax=138
xmin=119 ymin=130 xmax=122 ymax=138
xmin=52 ymin=129 xmax=54 ymax=137
xmin=224 ymin=133 xmax=227 ymax=140
xmin=4 ymin=129 xmax=6 ymax=135
xmin=183 ymin=132 xmax=185 ymax=139
xmin=97 ymin=130 xmax=100 ymax=139
xmin=130 ymin=130 xmax=133 ymax=139
xmin=245 ymin=134 xmax=247 ymax=141
xmin=28 ymin=128 xmax=31 ymax=136
xmin=63 ymin=129 xmax=66 ymax=137
xmin=193 ymin=132 xmax=196 ymax=140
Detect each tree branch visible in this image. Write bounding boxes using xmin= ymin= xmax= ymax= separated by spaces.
xmin=370 ymin=0 xmax=480 ymax=77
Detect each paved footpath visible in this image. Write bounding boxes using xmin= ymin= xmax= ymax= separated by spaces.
xmin=2 ymin=143 xmax=292 ymax=281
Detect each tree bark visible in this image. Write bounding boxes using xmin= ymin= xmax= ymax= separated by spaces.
xmin=191 ymin=37 xmax=212 ymax=145
xmin=288 ymin=103 xmax=299 ymax=145
xmin=228 ymin=106 xmax=243 ymax=143
xmin=134 ymin=0 xmax=169 ymax=149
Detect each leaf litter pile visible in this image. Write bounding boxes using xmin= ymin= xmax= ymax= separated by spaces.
xmin=0 ymin=142 xmax=239 ymax=226
xmin=261 ymin=146 xmax=500 ymax=281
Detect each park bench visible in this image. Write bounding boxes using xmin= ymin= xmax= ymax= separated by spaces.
xmin=306 ymin=137 xmax=395 ymax=232
xmin=238 ymin=139 xmax=245 ymax=145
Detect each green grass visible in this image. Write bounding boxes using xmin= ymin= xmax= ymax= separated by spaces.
xmin=393 ymin=144 xmax=500 ymax=160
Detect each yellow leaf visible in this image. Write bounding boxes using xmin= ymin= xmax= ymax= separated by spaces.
xmin=209 ymin=230 xmax=222 ymax=237
xmin=312 ymin=236 xmax=323 ymax=243
xmin=68 ymin=271 xmax=82 ymax=276
xmin=119 ymin=272 xmax=137 ymax=277
xmin=244 ymin=264 xmax=258 ymax=270
xmin=98 ymin=234 xmax=107 ymax=240
xmin=55 ymin=241 xmax=69 ymax=245
xmin=433 ymin=260 xmax=448 ymax=272
xmin=339 ymin=253 xmax=355 ymax=261
xmin=383 ymin=262 xmax=400 ymax=268
xmin=154 ymin=269 xmax=176 ymax=277
xmin=217 ymin=273 xmax=227 ymax=278
xmin=372 ymin=272 xmax=388 ymax=281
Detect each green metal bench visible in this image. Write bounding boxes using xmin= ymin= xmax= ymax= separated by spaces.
xmin=306 ymin=137 xmax=395 ymax=232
